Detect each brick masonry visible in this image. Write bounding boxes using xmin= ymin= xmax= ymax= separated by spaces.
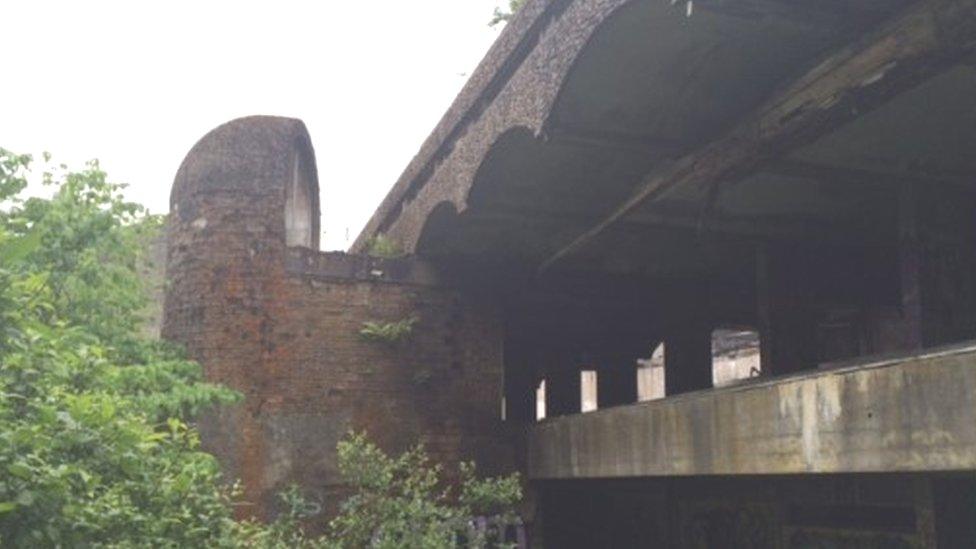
xmin=163 ymin=116 xmax=517 ymax=519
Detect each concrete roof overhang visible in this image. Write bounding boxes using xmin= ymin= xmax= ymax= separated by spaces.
xmin=355 ymin=0 xmax=976 ymax=285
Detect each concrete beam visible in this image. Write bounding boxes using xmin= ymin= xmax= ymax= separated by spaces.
xmin=529 ymin=342 xmax=976 ymax=479
xmin=471 ymin=205 xmax=885 ymax=245
xmin=664 ymin=324 xmax=714 ymax=395
xmin=764 ymin=158 xmax=975 ymax=189
xmin=538 ymin=0 xmax=976 ymax=274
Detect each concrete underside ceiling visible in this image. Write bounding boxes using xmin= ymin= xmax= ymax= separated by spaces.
xmin=592 ymin=62 xmax=976 ymax=278
xmin=414 ymin=0 xmax=976 ymax=285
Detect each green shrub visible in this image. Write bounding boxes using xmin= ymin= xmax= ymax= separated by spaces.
xmin=0 ymin=150 xmax=522 ymax=547
xmin=359 ymin=316 xmax=419 ymax=344
xmin=0 ymin=150 xmax=245 ymax=547
xmin=365 ymin=234 xmax=403 ymax=259
xmin=326 ymin=432 xmax=522 ymax=549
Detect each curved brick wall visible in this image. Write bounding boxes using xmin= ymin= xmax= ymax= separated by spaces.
xmin=163 ymin=116 xmax=517 ymax=520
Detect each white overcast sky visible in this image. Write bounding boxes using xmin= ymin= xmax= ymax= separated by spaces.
xmin=1 ymin=1 xmax=509 ymax=250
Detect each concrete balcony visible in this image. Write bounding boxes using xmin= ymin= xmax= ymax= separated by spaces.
xmin=528 ymin=342 xmax=976 ymax=479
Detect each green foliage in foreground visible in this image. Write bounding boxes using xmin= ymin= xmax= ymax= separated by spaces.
xmin=327 ymin=432 xmax=522 ymax=549
xmin=0 ymin=150 xmax=521 ymax=547
xmin=0 ymin=150 xmax=245 ymax=547
xmin=238 ymin=434 xmax=522 ymax=549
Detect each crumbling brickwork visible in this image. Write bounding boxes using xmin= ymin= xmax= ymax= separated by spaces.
xmin=163 ymin=116 xmax=516 ymax=519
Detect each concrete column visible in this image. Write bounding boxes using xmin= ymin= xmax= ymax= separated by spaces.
xmin=665 ymin=325 xmax=712 ymax=395
xmin=756 ymin=244 xmax=818 ymax=376
xmin=865 ymin=182 xmax=937 ymax=353
xmin=503 ymin=343 xmax=539 ymax=423
xmin=879 ymin=182 xmax=925 ymax=352
xmin=546 ymin=367 xmax=581 ymax=417
xmin=504 ymin=368 xmax=537 ymax=423
xmin=877 ymin=181 xmax=926 ymax=351
xmin=598 ymin=356 xmax=638 ymax=408
xmin=894 ymin=232 xmax=925 ymax=349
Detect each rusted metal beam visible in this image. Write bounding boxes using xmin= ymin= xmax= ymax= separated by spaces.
xmin=537 ymin=0 xmax=976 ymax=275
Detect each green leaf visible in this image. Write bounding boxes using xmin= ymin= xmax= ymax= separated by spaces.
xmin=7 ymin=462 xmax=32 ymax=480
xmin=0 ymin=228 xmax=42 ymax=264
xmin=15 ymin=491 xmax=34 ymax=506
xmin=0 ymin=502 xmax=17 ymax=514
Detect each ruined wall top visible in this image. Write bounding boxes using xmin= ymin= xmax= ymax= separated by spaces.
xmin=171 ymin=115 xmax=321 ymax=250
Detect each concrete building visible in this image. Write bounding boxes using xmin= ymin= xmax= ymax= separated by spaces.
xmin=163 ymin=0 xmax=976 ymax=545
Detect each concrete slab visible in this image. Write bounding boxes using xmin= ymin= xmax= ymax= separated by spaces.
xmin=529 ymin=342 xmax=976 ymax=478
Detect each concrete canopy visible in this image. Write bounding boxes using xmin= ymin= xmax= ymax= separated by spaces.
xmin=355 ymin=0 xmax=976 ymax=285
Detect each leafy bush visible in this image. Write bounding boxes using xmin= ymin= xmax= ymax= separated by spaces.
xmin=0 ymin=150 xmax=522 ymax=547
xmin=326 ymin=432 xmax=522 ymax=549
xmin=0 ymin=150 xmax=247 ymax=547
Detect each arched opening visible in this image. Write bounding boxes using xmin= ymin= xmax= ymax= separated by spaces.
xmin=285 ymin=145 xmax=319 ymax=249
xmin=414 ymin=201 xmax=461 ymax=258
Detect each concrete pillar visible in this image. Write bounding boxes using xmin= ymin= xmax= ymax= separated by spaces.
xmin=503 ymin=343 xmax=538 ymax=423
xmin=546 ymin=367 xmax=582 ymax=417
xmin=865 ymin=182 xmax=958 ymax=353
xmin=894 ymin=233 xmax=925 ymax=349
xmin=874 ymin=181 xmax=926 ymax=351
xmin=878 ymin=182 xmax=925 ymax=346
xmin=756 ymin=244 xmax=818 ymax=376
xmin=665 ymin=324 xmax=712 ymax=395
xmin=598 ymin=355 xmax=638 ymax=408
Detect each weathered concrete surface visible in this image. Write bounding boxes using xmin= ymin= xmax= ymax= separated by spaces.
xmin=353 ymin=0 xmax=900 ymax=256
xmin=529 ymin=343 xmax=976 ymax=479
xmin=355 ymin=0 xmax=976 ymax=275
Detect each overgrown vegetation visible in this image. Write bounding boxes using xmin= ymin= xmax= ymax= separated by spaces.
xmin=359 ymin=316 xmax=420 ymax=344
xmin=0 ymin=150 xmax=521 ymax=547
xmin=365 ymin=234 xmax=403 ymax=258
xmin=490 ymin=0 xmax=529 ymax=27
xmin=327 ymin=433 xmax=522 ymax=549
xmin=0 ymin=150 xmax=246 ymax=546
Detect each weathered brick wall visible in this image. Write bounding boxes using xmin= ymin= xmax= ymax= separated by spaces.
xmin=163 ymin=116 xmax=516 ymax=520
xmin=249 ymin=250 xmax=514 ymax=516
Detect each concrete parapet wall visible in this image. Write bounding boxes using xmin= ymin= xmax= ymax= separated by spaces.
xmin=529 ymin=343 xmax=976 ymax=479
